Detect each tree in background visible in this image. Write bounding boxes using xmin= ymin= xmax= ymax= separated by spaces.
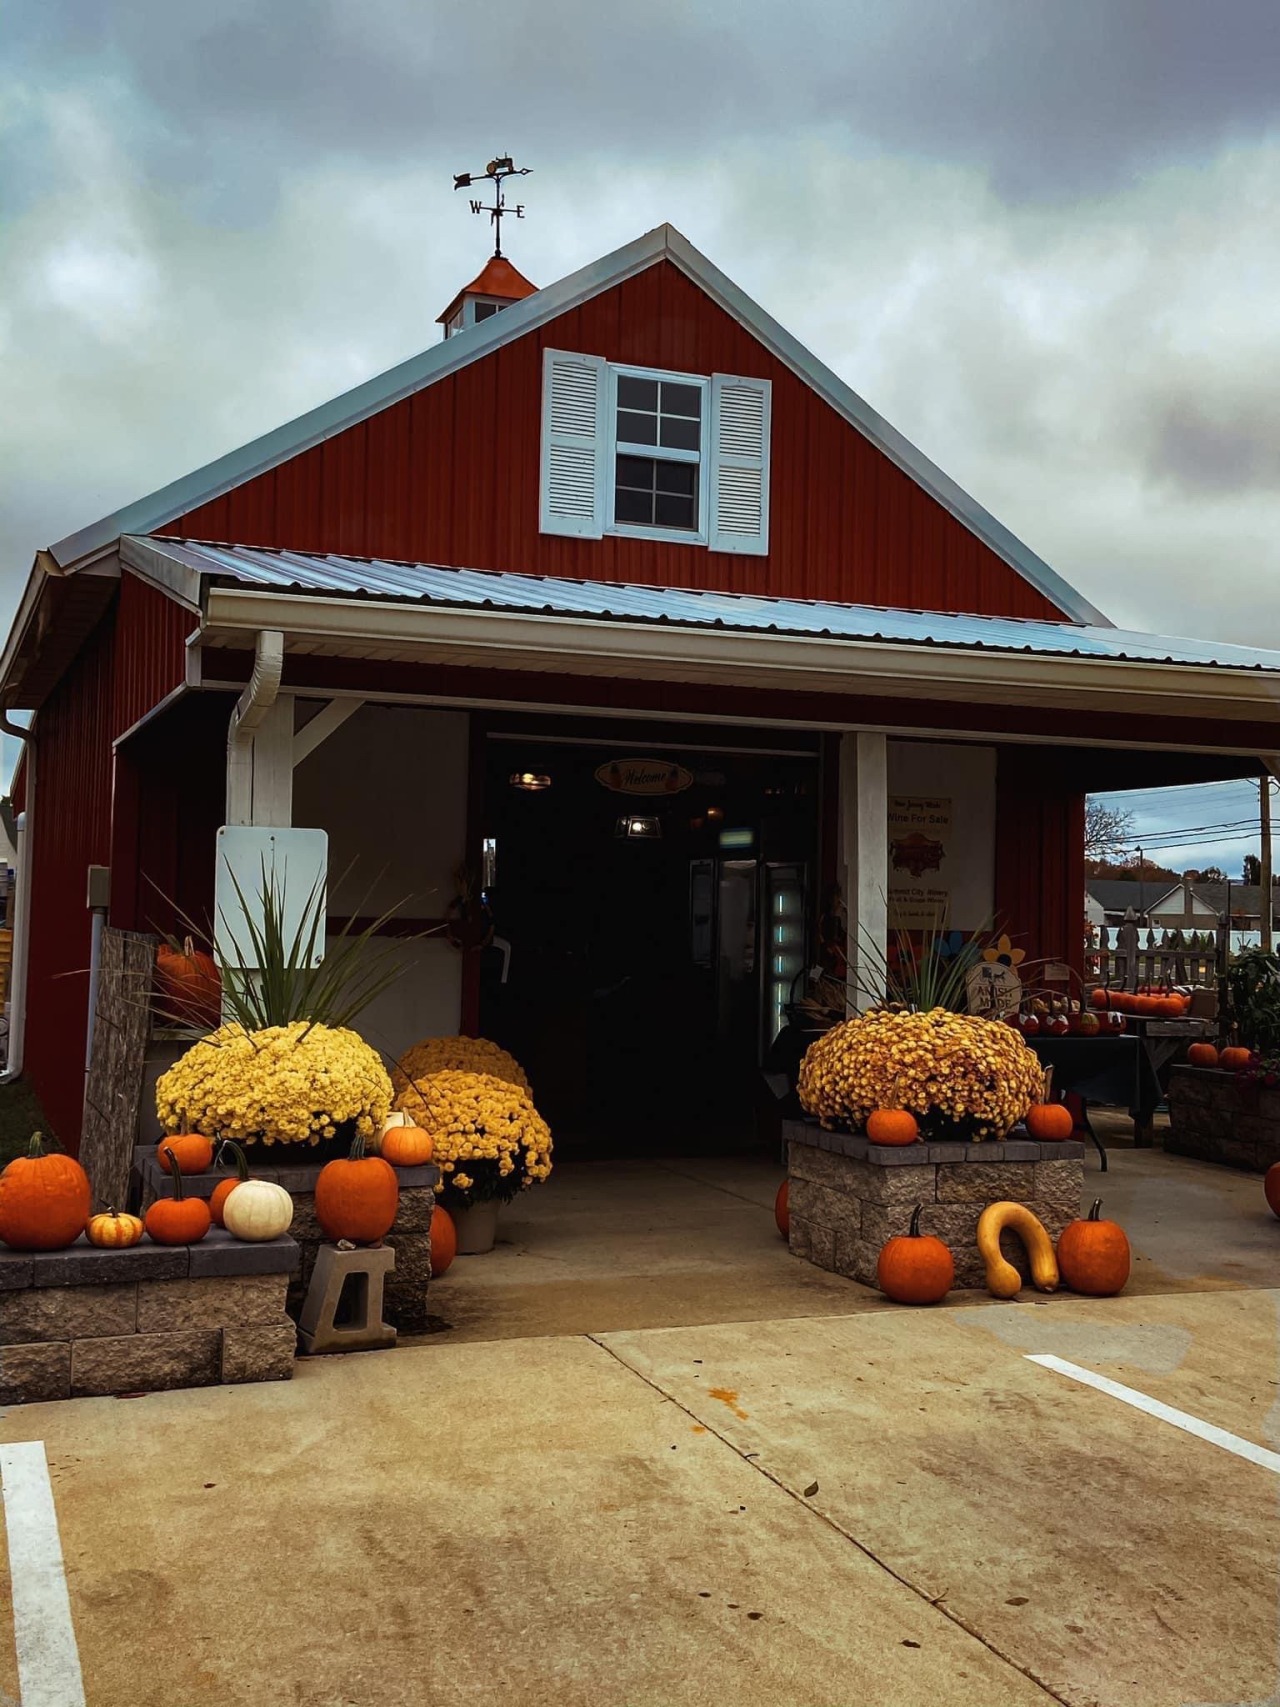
xmin=1196 ymin=866 xmax=1228 ymax=885
xmin=1244 ymin=854 xmax=1262 ymax=885
xmin=1085 ymin=800 xmax=1135 ymax=863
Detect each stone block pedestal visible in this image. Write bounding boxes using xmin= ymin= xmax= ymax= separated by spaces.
xmin=783 ymin=1119 xmax=1086 ymax=1289
xmin=0 ymin=1231 xmax=299 ymax=1405
xmin=135 ymin=1147 xmax=440 ymax=1331
xmin=1167 ymin=1066 xmax=1280 ymax=1172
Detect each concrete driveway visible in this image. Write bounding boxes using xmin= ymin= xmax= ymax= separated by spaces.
xmin=2 ymin=1284 xmax=1280 ymax=1705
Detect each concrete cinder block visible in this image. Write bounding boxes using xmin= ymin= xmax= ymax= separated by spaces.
xmin=1033 ymin=1158 xmax=1086 ymax=1210
xmin=221 ymin=1321 xmax=297 ymax=1384
xmin=71 ymin=1330 xmax=221 ymax=1397
xmin=383 ymin=1231 xmax=432 ymax=1332
xmin=788 ymin=1217 xmax=835 ymax=1271
xmin=29 ymin=1240 xmax=189 ymax=1288
xmin=297 ymin=1244 xmax=396 ymax=1355
xmin=0 ymin=1341 xmax=71 ymax=1405
xmin=787 ymin=1179 xmax=861 ymax=1241
xmin=849 ymin=1160 xmax=936 ymax=1207
xmin=0 ymin=1282 xmax=137 ymax=1346
xmin=0 ymin=1251 xmax=34 ymax=1290
xmin=787 ymin=1143 xmax=863 ymax=1190
xmin=392 ymin=1188 xmax=436 ymax=1235
xmin=137 ymin=1273 xmax=289 ymax=1333
xmin=937 ymin=1162 xmax=1035 ymax=1203
xmin=188 ymin=1231 xmax=300 ymax=1279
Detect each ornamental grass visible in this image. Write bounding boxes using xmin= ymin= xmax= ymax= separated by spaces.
xmin=393 ymin=1069 xmax=552 ymax=1207
xmin=798 ymin=1007 xmax=1043 ymax=1142
xmin=392 ymin=1035 xmax=531 ymax=1098
xmin=156 ymin=1021 xmax=392 ymax=1149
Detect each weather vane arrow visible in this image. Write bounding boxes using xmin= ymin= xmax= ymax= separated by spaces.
xmin=452 ymin=154 xmax=531 ymax=258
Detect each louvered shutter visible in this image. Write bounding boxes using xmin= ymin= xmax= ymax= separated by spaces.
xmin=539 ymin=349 xmax=607 ymax=538
xmin=708 ymin=375 xmax=771 ymax=555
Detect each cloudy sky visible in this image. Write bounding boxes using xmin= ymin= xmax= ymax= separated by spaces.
xmin=5 ymin=0 xmax=1280 ymax=868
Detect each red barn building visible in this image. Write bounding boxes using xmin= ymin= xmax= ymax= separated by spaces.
xmin=3 ymin=223 xmax=1278 ymax=1151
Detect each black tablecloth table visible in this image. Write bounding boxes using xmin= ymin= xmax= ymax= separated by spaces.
xmin=1029 ymin=1035 xmax=1164 ymax=1169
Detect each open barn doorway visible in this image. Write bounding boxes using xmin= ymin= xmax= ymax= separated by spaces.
xmin=477 ymin=727 xmax=821 ymax=1159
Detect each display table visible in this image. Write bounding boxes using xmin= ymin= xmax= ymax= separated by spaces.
xmin=1030 ymin=1034 xmax=1168 ymax=1157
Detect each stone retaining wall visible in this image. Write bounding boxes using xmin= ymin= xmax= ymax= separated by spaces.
xmin=0 ymin=1231 xmax=298 ymax=1405
xmin=134 ymin=1148 xmax=439 ymax=1331
xmin=783 ymin=1120 xmax=1086 ymax=1288
xmin=1166 ymin=1065 xmax=1280 ymax=1172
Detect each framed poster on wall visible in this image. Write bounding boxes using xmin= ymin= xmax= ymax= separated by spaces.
xmin=887 ymin=795 xmax=952 ymax=931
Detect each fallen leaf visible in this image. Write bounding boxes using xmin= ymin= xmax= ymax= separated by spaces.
xmin=803 ymin=1481 xmax=819 ymax=1497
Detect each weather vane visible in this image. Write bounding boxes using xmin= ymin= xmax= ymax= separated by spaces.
xmin=452 ymin=155 xmax=531 ymax=258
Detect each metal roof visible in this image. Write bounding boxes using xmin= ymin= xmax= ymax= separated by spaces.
xmin=136 ymin=537 xmax=1280 ymax=674
xmin=45 ymin=224 xmax=1104 ymax=625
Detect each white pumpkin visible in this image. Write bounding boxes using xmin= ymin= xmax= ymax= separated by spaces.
xmin=222 ymin=1178 xmax=294 ymax=1242
xmin=378 ymin=1110 xmax=411 ymax=1151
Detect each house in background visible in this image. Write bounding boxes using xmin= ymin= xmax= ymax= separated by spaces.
xmin=4 ymin=221 xmax=1280 ymax=1153
xmin=1085 ymin=876 xmax=1278 ymax=953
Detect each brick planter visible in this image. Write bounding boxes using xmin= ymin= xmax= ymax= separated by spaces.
xmin=1166 ymin=1065 xmax=1280 ymax=1172
xmin=0 ymin=1231 xmax=299 ymax=1405
xmin=783 ymin=1119 xmax=1085 ymax=1289
xmin=133 ymin=1148 xmax=440 ymax=1331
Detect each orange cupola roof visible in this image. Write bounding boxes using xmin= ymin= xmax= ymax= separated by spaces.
xmin=437 ymin=256 xmax=538 ymax=336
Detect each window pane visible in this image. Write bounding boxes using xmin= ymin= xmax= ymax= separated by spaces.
xmin=618 ymin=375 xmax=659 ymax=410
xmin=655 ymin=461 xmax=696 ymax=496
xmin=661 ymin=382 xmax=701 ymax=419
xmin=616 ymin=454 xmax=654 ymax=489
xmin=615 ymin=487 xmax=653 ymax=525
xmin=659 ymin=415 xmax=701 ymax=451
xmin=617 ymin=409 xmax=658 ymax=445
xmin=655 ymin=491 xmax=697 ymax=529
xmin=474 ymin=301 xmax=499 ymax=321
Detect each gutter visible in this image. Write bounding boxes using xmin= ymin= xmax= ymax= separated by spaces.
xmin=225 ymin=629 xmax=284 ymax=823
xmin=200 ymin=587 xmax=1280 ymax=724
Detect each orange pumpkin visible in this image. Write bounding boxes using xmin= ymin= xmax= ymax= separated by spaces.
xmin=155 ymin=937 xmax=221 ymax=1029
xmin=210 ymin=1139 xmax=250 ymax=1226
xmin=0 ymin=1132 xmax=92 ymax=1251
xmin=866 ymin=1109 xmax=920 ymax=1146
xmin=86 ymin=1208 xmax=144 ymax=1249
xmin=380 ymin=1124 xmax=435 ymax=1167
xmin=144 ymin=1151 xmax=212 ymax=1246
xmin=314 ymin=1132 xmax=399 ymax=1243
xmin=1220 ymin=1046 xmax=1253 ymax=1071
xmin=877 ymin=1205 xmax=954 ymax=1304
xmin=1187 ymin=1042 xmax=1219 ymax=1068
xmin=1025 ymin=1102 xmax=1074 ymax=1142
xmin=430 ymin=1205 xmax=458 ymax=1277
xmin=1154 ymin=995 xmax=1184 ymax=1018
xmin=775 ymin=1179 xmax=789 ymax=1238
xmin=1057 ymin=1198 xmax=1130 ymax=1296
xmin=1265 ymin=1163 xmax=1280 ymax=1220
xmin=157 ymin=1134 xmax=214 ymax=1175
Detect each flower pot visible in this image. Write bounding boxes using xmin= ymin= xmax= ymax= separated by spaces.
xmin=452 ymin=1199 xmax=500 ymax=1254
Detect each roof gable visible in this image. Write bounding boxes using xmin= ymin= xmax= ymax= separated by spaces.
xmin=45 ymin=225 xmax=1105 ymax=624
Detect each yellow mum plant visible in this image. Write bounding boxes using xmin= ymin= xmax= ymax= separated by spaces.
xmin=156 ymin=1021 xmax=392 ymax=1150
xmin=394 ymin=1070 xmax=552 ymax=1207
xmin=392 ymin=1035 xmax=530 ymax=1098
xmin=798 ymin=1008 xmax=1043 ymax=1142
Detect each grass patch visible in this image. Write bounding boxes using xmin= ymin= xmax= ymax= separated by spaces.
xmin=0 ymin=1077 xmax=51 ymax=1166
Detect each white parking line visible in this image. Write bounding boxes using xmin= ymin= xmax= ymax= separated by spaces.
xmin=1027 ymin=1353 xmax=1280 ymax=1474
xmin=0 ymin=1441 xmax=86 ymax=1707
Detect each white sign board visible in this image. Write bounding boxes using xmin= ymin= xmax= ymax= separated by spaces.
xmin=888 ymin=795 xmax=952 ymax=931
xmin=214 ymin=826 xmax=329 ymax=971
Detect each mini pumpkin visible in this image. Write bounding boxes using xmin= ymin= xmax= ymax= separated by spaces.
xmin=144 ymin=1151 xmax=212 ymax=1246
xmin=976 ymin=1201 xmax=1059 ymax=1299
xmin=0 ymin=1131 xmax=92 ymax=1251
xmin=1220 ymin=1046 xmax=1253 ymax=1072
xmin=430 ymin=1205 xmax=458 ymax=1278
xmin=380 ymin=1124 xmax=435 ymax=1167
xmin=210 ymin=1138 xmax=249 ymax=1226
xmin=314 ymin=1131 xmax=399 ymax=1244
xmin=877 ymin=1204 xmax=954 ymax=1305
xmin=1025 ymin=1102 xmax=1074 ymax=1142
xmin=1186 ymin=1042 xmax=1219 ymax=1069
xmin=157 ymin=1133 xmax=215 ymax=1175
xmin=1057 ymin=1199 xmax=1130 ymax=1296
xmin=86 ymin=1208 xmax=144 ymax=1249
xmin=866 ymin=1109 xmax=920 ymax=1146
xmin=775 ymin=1179 xmax=790 ymax=1239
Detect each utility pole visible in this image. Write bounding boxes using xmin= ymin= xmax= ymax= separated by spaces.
xmin=1262 ymin=776 xmax=1273 ymax=953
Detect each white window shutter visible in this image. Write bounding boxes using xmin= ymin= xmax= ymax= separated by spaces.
xmin=540 ymin=349 xmax=607 ymax=538
xmin=708 ymin=375 xmax=771 ymax=555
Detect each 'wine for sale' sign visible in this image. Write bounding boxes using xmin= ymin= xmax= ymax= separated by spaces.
xmin=887 ymin=795 xmax=952 ymax=930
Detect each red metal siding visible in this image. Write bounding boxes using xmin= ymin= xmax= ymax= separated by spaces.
xmin=167 ymin=261 xmax=1065 ymax=621
xmin=112 ymin=571 xmax=193 ymax=735
xmin=995 ymin=751 xmax=1086 ymax=978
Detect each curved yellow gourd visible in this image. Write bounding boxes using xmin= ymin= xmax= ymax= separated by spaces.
xmin=976 ymin=1201 xmax=1059 ymax=1299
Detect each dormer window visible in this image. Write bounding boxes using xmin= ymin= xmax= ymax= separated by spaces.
xmin=540 ymin=349 xmax=770 ymax=555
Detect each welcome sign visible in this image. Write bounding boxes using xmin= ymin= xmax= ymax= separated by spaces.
xmin=594 ymin=758 xmax=694 ymax=796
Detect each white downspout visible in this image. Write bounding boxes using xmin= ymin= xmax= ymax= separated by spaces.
xmin=226 ymin=629 xmax=284 ymax=824
xmin=1 ymin=715 xmax=33 ymax=1083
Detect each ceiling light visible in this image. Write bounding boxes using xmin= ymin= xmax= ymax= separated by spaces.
xmin=509 ymin=772 xmax=552 ymax=791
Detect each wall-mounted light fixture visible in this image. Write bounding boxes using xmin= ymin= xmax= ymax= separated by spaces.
xmin=509 ymin=771 xmax=552 ymax=791
xmin=616 ymin=815 xmax=662 ymax=840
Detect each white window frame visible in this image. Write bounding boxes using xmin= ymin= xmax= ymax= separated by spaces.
xmin=605 ymin=363 xmax=711 ymax=545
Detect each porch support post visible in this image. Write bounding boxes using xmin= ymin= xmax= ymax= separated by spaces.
xmin=839 ymin=732 xmax=888 ymax=1013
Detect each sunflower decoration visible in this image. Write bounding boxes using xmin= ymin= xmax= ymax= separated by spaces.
xmin=983 ymin=933 xmax=1026 ymax=969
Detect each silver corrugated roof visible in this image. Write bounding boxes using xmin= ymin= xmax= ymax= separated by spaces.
xmin=147 ymin=537 xmax=1280 ymax=673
